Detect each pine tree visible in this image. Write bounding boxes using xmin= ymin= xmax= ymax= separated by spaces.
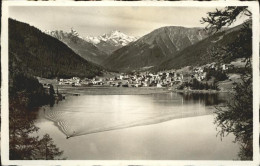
xmin=202 ymin=7 xmax=253 ymax=160
xmin=37 ymin=134 xmax=64 ymax=160
xmin=9 ymin=74 xmax=65 ymax=160
xmin=9 ymin=108 xmax=40 ymax=160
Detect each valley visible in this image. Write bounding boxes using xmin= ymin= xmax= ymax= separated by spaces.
xmin=43 ymin=20 xmax=248 ymax=79
xmin=7 ymin=5 xmax=253 ymax=161
xmin=9 ymin=18 xmax=248 ymax=94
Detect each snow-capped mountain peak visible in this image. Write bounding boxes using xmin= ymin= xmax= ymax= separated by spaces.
xmin=44 ymin=29 xmax=138 ymax=54
xmin=70 ymin=28 xmax=79 ymax=37
xmin=44 ymin=28 xmax=84 ymax=40
xmin=85 ymin=30 xmax=138 ymax=46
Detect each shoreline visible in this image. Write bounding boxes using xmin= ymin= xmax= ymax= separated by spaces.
xmin=56 ymin=86 xmax=233 ymax=96
xmin=170 ymin=89 xmax=233 ymax=94
xmin=38 ymin=76 xmax=235 ymax=95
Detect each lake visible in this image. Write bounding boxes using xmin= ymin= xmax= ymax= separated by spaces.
xmin=33 ymin=87 xmax=240 ymax=160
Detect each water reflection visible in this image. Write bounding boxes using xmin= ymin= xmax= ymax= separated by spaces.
xmin=177 ymin=92 xmax=228 ymax=106
xmin=32 ymin=90 xmax=240 ymax=160
xmin=41 ymin=92 xmax=225 ymax=138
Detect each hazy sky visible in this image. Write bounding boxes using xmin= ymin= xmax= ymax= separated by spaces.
xmin=9 ymin=6 xmax=248 ymax=37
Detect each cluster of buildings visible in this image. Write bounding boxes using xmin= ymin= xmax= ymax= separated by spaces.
xmin=58 ymin=72 xmax=199 ymax=88
xmin=58 ymin=63 xmax=232 ymax=88
xmin=59 ymin=77 xmax=81 ymax=86
xmin=59 ymin=73 xmax=184 ymax=88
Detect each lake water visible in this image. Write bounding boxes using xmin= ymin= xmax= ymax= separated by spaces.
xmin=33 ymin=88 xmax=240 ymax=160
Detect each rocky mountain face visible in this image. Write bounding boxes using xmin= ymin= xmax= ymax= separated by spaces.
xmin=102 ymin=26 xmax=209 ymax=72
xmin=45 ymin=29 xmax=108 ymax=65
xmin=84 ymin=30 xmax=138 ymax=54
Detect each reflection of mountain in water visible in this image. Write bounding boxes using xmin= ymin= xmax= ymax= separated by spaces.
xmin=42 ymin=92 xmax=225 ymax=138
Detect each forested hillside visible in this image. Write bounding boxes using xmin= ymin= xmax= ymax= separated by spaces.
xmin=9 ymin=18 xmax=103 ymax=79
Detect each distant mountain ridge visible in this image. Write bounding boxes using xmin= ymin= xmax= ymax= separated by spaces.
xmin=152 ymin=22 xmax=250 ymax=72
xmin=102 ymin=26 xmax=209 ymax=72
xmin=9 ymin=18 xmax=103 ymax=78
xmin=84 ymin=30 xmax=138 ymax=54
xmin=23 ymin=21 xmax=247 ymax=76
xmin=45 ymin=29 xmax=108 ymax=65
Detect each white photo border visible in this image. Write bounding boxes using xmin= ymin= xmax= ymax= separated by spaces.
xmin=1 ymin=1 xmax=259 ymax=166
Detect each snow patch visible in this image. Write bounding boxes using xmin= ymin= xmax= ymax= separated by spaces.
xmin=84 ymin=30 xmax=138 ymax=46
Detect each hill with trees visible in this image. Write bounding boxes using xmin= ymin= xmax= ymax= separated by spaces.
xmin=152 ymin=22 xmax=250 ymax=72
xmin=9 ymin=18 xmax=103 ymax=79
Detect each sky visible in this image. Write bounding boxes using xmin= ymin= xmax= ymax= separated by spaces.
xmin=9 ymin=6 xmax=248 ymax=37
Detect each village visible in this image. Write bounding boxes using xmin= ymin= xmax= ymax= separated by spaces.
xmin=58 ymin=63 xmax=233 ymax=89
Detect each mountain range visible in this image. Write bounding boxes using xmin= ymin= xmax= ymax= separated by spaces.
xmin=10 ymin=18 xmax=249 ymax=78
xmin=102 ymin=26 xmax=209 ymax=72
xmin=45 ymin=29 xmax=108 ymax=65
xmin=45 ymin=29 xmax=138 ymax=65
